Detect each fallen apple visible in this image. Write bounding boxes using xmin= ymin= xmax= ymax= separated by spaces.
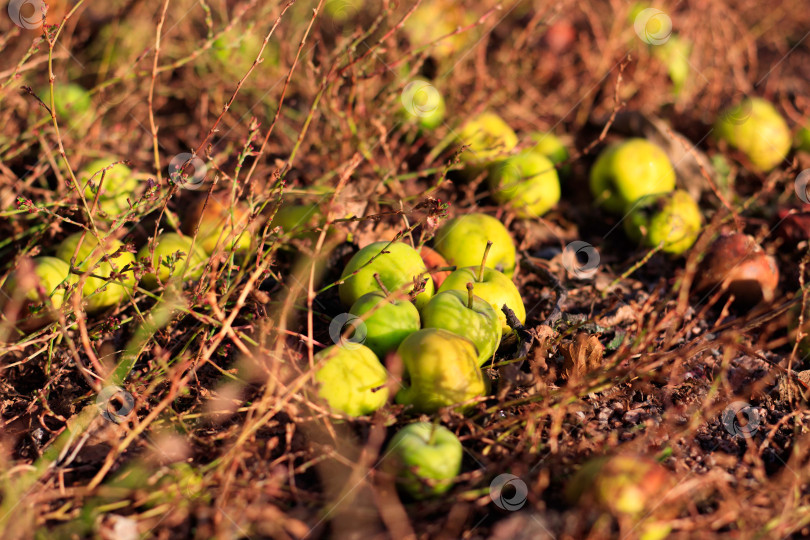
xmin=349 ymin=278 xmax=421 ymax=358
xmin=314 ymin=343 xmax=389 ymax=416
xmin=421 ymin=285 xmax=502 ymax=365
xmin=395 ymin=328 xmax=486 ymax=413
xmin=488 ymin=150 xmax=561 ymax=218
xmin=16 ymin=256 xmax=77 ymax=309
xmin=56 ymin=232 xmax=136 ymax=311
xmin=715 ymin=97 xmax=791 ymax=172
xmin=339 ymin=241 xmax=434 ymax=309
xmin=589 ymin=138 xmax=676 ymax=214
xmin=438 ymin=242 xmax=525 ymax=331
xmin=137 ymin=233 xmax=208 ymax=288
xmin=529 ymin=131 xmax=571 ymax=177
xmin=39 ymin=83 xmax=93 ymax=128
xmin=797 ymin=126 xmax=810 ymax=154
xmin=403 ymin=0 xmax=475 ymax=60
xmin=400 ymin=79 xmax=446 ymax=130
xmin=184 ymin=196 xmax=252 ymax=254
xmin=623 ymin=189 xmax=702 ymax=255
xmin=456 ymin=111 xmax=519 ymax=165
xmin=79 ymin=159 xmax=139 ymax=220
xmin=433 ymin=213 xmax=516 ymax=276
xmin=384 ymin=422 xmax=463 ymax=498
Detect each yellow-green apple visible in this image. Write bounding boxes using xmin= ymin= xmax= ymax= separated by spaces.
xmin=56 ymin=232 xmax=136 ymax=311
xmin=589 ymin=138 xmax=676 ymax=213
xmin=313 ymin=343 xmax=389 ymax=416
xmin=13 ymin=257 xmax=77 ymax=309
xmin=421 ymin=286 xmax=502 ymax=365
xmin=403 ymin=0 xmax=475 ymax=60
xmin=137 ymin=233 xmax=207 ymax=288
xmin=384 ymin=422 xmax=463 ymax=498
xmin=797 ymin=126 xmax=810 ymax=153
xmin=530 ymin=131 xmax=571 ymax=177
xmin=715 ymin=97 xmax=791 ymax=172
xmin=456 ymin=112 xmax=518 ymax=165
xmin=339 ymin=241 xmax=434 ymax=309
xmin=79 ymin=159 xmax=139 ymax=219
xmin=39 ymin=83 xmax=93 ymax=128
xmin=488 ymin=150 xmax=561 ymax=218
xmin=400 ymin=79 xmax=446 ymax=130
xmin=184 ymin=196 xmax=252 ymax=254
xmin=395 ymin=328 xmax=486 ymax=413
xmin=349 ymin=285 xmax=421 ymax=358
xmin=433 ymin=213 xmax=516 ymax=276
xmin=2 ymin=257 xmax=78 ymax=330
xmin=623 ymin=189 xmax=702 ymax=255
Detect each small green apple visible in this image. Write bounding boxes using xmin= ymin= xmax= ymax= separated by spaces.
xmin=349 ymin=286 xmax=421 ymax=358
xmin=79 ymin=159 xmax=139 ymax=219
xmin=623 ymin=189 xmax=702 ymax=255
xmin=400 ymin=79 xmax=446 ymax=130
xmin=185 ymin=197 xmax=252 ymax=254
xmin=403 ymin=1 xmax=475 ymax=60
xmin=488 ymin=150 xmax=561 ymax=218
xmin=18 ymin=257 xmax=77 ymax=309
xmin=715 ymin=97 xmax=791 ymax=172
xmin=39 ymin=83 xmax=93 ymax=128
xmin=384 ymin=422 xmax=463 ymax=498
xmin=797 ymin=126 xmax=810 ymax=153
xmin=339 ymin=241 xmax=434 ymax=309
xmin=137 ymin=233 xmax=207 ymax=288
xmin=530 ymin=131 xmax=571 ymax=177
xmin=395 ymin=328 xmax=486 ymax=413
xmin=438 ymin=246 xmax=525 ymax=331
xmin=421 ymin=286 xmax=502 ymax=365
xmin=456 ymin=112 xmax=519 ymax=164
xmin=589 ymin=138 xmax=676 ymax=214
xmin=314 ymin=343 xmax=389 ymax=416
xmin=56 ymin=232 xmax=136 ymax=311
xmin=433 ymin=213 xmax=516 ymax=276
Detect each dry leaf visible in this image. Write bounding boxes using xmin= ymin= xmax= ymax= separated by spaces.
xmin=561 ymin=333 xmax=604 ymax=382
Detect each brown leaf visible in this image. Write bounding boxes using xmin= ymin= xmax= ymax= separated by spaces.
xmin=561 ymin=333 xmax=604 ymax=382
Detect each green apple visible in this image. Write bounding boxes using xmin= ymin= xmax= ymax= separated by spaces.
xmin=384 ymin=422 xmax=463 ymax=498
xmin=403 ymin=0 xmax=475 ymax=60
xmin=438 ymin=249 xmax=525 ymax=331
xmin=211 ymin=28 xmax=280 ymax=79
xmin=39 ymin=83 xmax=93 ymax=128
xmin=797 ymin=126 xmax=810 ymax=153
xmin=433 ymin=213 xmax=516 ymax=276
xmin=137 ymin=233 xmax=207 ymax=288
xmin=623 ymin=190 xmax=702 ymax=255
xmin=421 ymin=286 xmax=502 ymax=365
xmin=395 ymin=328 xmax=486 ymax=413
xmin=652 ymin=34 xmax=691 ymax=94
xmin=16 ymin=257 xmax=77 ymax=309
xmin=269 ymin=203 xmax=324 ymax=241
xmin=185 ymin=197 xmax=252 ymax=254
xmin=589 ymin=138 xmax=676 ymax=214
xmin=56 ymin=232 xmax=136 ymax=311
xmin=349 ymin=288 xmax=420 ymax=358
xmin=401 ymin=79 xmax=446 ymax=130
xmin=339 ymin=241 xmax=434 ymax=309
xmin=715 ymin=97 xmax=791 ymax=172
xmin=488 ymin=150 xmax=561 ymax=218
xmin=314 ymin=343 xmax=389 ymax=416
xmin=79 ymin=159 xmax=139 ymax=219
xmin=456 ymin=112 xmax=518 ymax=164
xmin=530 ymin=131 xmax=571 ymax=177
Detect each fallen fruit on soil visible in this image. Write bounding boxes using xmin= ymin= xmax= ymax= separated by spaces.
xmin=488 ymin=150 xmax=561 ymax=218
xmin=456 ymin=112 xmax=519 ymax=164
xmin=530 ymin=131 xmax=571 ymax=177
xmin=137 ymin=233 xmax=207 ymax=288
xmin=421 ymin=287 xmax=502 ymax=365
xmin=400 ymin=79 xmax=446 ymax=130
xmin=80 ymin=159 xmax=139 ymax=219
xmin=39 ymin=83 xmax=92 ymax=126
xmin=56 ymin=232 xmax=136 ymax=311
xmin=715 ymin=97 xmax=791 ymax=172
xmin=349 ymin=289 xmax=421 ymax=358
xmin=395 ymin=328 xmax=486 ymax=413
xmin=339 ymin=241 xmax=434 ymax=309
xmin=433 ymin=214 xmax=516 ymax=276
xmin=314 ymin=344 xmax=389 ymax=416
xmin=797 ymin=126 xmax=810 ymax=153
xmin=384 ymin=422 xmax=463 ymax=498
xmin=589 ymin=138 xmax=676 ymax=214
xmin=17 ymin=257 xmax=76 ymax=309
xmin=623 ymin=189 xmax=702 ymax=255
xmin=184 ymin=196 xmax=252 ymax=254
xmin=696 ymin=233 xmax=779 ymax=306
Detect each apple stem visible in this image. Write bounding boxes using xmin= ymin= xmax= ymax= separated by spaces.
xmin=373 ymin=272 xmax=390 ymax=296
xmin=466 ymin=282 xmax=474 ymax=309
xmin=478 ymin=241 xmax=493 ymax=282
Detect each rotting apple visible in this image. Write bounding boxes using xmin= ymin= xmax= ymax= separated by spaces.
xmin=438 ymin=242 xmax=525 ymax=331
xmin=313 ymin=343 xmax=389 ymax=417
xmin=456 ymin=111 xmax=519 ymax=165
xmin=384 ymin=422 xmax=463 ymax=498
xmin=137 ymin=233 xmax=207 ymax=288
xmin=421 ymin=285 xmax=502 ymax=366
xmin=715 ymin=97 xmax=791 ymax=172
xmin=349 ymin=276 xmax=421 ymax=358
xmin=433 ymin=213 xmax=516 ymax=277
xmin=184 ymin=196 xmax=252 ymax=254
xmin=589 ymin=138 xmax=676 ymax=214
xmin=488 ymin=150 xmax=561 ymax=218
xmin=623 ymin=189 xmax=702 ymax=255
xmin=339 ymin=241 xmax=434 ymax=309
xmin=56 ymin=232 xmax=136 ymax=311
xmin=529 ymin=131 xmax=571 ymax=177
xmin=395 ymin=328 xmax=486 ymax=413
xmin=79 ymin=159 xmax=139 ymax=220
